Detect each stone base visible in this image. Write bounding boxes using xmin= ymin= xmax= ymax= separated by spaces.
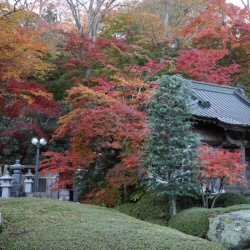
xmin=26 ymin=192 xmax=46 ymax=198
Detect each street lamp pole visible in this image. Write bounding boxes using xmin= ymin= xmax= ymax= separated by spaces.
xmin=31 ymin=137 xmax=47 ymax=194
xmin=34 ymin=142 xmax=40 ymax=193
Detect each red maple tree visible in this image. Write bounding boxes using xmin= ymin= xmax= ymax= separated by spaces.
xmin=61 ymin=32 xmax=132 ymax=83
xmin=175 ymin=0 xmax=250 ymax=85
xmin=197 ymin=145 xmax=247 ymax=208
xmin=0 ymin=80 xmax=62 ymax=164
xmin=40 ymin=59 xmax=169 ymax=206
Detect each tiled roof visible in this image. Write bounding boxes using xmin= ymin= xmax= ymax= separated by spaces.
xmin=186 ymin=80 xmax=250 ymax=127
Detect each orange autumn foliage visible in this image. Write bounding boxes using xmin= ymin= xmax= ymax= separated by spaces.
xmin=197 ymin=145 xmax=247 ymax=190
xmin=0 ymin=7 xmax=53 ymax=83
xmin=40 ymin=61 xmax=166 ymax=206
xmin=175 ymin=0 xmax=250 ymax=85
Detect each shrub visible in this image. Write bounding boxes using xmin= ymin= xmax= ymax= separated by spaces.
xmin=116 ymin=191 xmax=170 ymax=226
xmin=214 ymin=192 xmax=250 ymax=208
xmin=129 ymin=187 xmax=145 ymax=202
xmin=116 ymin=191 xmax=202 ymax=226
xmin=168 ymin=204 xmax=250 ymax=239
xmin=177 ymin=195 xmax=202 ymax=210
xmin=168 ymin=207 xmax=211 ymax=238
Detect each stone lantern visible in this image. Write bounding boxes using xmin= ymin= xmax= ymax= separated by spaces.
xmin=24 ymin=169 xmax=34 ymax=194
xmin=9 ymin=160 xmax=24 ymax=196
xmin=0 ymin=171 xmax=14 ymax=198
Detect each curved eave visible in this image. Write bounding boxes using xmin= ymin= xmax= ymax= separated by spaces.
xmin=192 ymin=115 xmax=250 ymax=132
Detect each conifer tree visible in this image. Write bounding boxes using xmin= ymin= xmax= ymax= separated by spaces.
xmin=144 ymin=75 xmax=199 ymax=217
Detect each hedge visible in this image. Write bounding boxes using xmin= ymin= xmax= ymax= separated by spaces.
xmin=168 ymin=204 xmax=250 ymax=238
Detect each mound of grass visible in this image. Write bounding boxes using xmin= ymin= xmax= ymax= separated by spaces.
xmin=0 ymin=198 xmax=226 ymax=250
xmin=168 ymin=204 xmax=250 ymax=239
xmin=214 ymin=192 xmax=250 ymax=208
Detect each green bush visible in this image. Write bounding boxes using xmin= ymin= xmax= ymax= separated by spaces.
xmin=168 ymin=204 xmax=250 ymax=239
xmin=168 ymin=207 xmax=211 ymax=238
xmin=116 ymin=191 xmax=202 ymax=226
xmin=214 ymin=192 xmax=250 ymax=208
xmin=116 ymin=191 xmax=169 ymax=226
xmin=0 ymin=212 xmax=2 ymax=233
xmin=129 ymin=187 xmax=145 ymax=202
xmin=177 ymin=195 xmax=202 ymax=210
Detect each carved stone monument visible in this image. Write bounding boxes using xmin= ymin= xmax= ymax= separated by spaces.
xmin=9 ymin=160 xmax=24 ymax=197
xmin=24 ymin=169 xmax=34 ymax=194
xmin=0 ymin=170 xmax=14 ymax=198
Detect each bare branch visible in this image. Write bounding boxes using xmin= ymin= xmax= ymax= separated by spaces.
xmin=240 ymin=0 xmax=249 ymax=8
xmin=65 ymin=0 xmax=127 ymax=40
xmin=1 ymin=0 xmax=34 ymax=17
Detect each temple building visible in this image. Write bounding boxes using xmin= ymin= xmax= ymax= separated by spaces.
xmin=188 ymin=80 xmax=250 ymax=195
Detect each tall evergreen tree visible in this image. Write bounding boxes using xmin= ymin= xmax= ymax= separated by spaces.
xmin=144 ymin=75 xmax=199 ymax=217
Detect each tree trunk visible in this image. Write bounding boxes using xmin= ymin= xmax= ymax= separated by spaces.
xmin=169 ymin=195 xmax=177 ymax=217
xmin=67 ymin=0 xmax=83 ymax=35
xmin=211 ymin=193 xmax=222 ymax=209
xmin=67 ymin=0 xmax=119 ymax=41
xmin=123 ymin=185 xmax=128 ymax=202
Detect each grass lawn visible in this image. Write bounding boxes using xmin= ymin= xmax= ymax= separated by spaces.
xmin=0 ymin=198 xmax=226 ymax=250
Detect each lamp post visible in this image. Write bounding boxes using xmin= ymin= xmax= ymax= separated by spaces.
xmin=31 ymin=137 xmax=47 ymax=194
